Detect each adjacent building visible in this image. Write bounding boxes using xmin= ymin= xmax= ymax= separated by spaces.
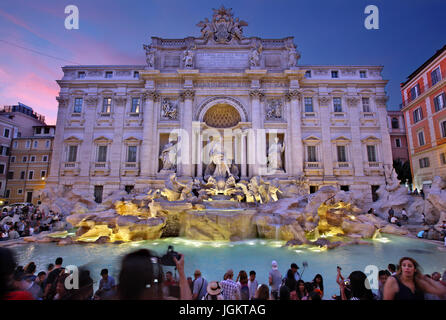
xmin=400 ymin=45 xmax=446 ymax=191
xmin=0 ymin=103 xmax=47 ymax=201
xmin=387 ymin=110 xmax=409 ymax=163
xmin=6 ymin=125 xmax=55 ymax=205
xmin=46 ymin=7 xmax=393 ymax=204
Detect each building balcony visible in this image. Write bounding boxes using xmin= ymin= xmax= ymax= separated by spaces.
xmin=96 ymin=113 xmax=114 ymax=126
xmin=364 ymin=161 xmax=384 ymax=175
xmin=67 ymin=112 xmax=85 ymax=127
xmin=125 ymin=112 xmax=143 ymax=127
xmin=333 ymin=161 xmax=353 ymax=175
xmin=60 ymin=162 xmax=80 ymax=176
xmin=302 ymin=112 xmax=319 ymax=126
xmin=330 ymin=112 xmax=348 ymax=126
xmin=90 ymin=161 xmax=111 ymax=176
xmin=360 ymin=112 xmax=377 ymax=126
xmin=120 ymin=162 xmax=140 ymax=176
xmin=304 ymin=161 xmax=323 ymax=175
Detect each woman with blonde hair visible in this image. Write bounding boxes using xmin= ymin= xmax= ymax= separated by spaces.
xmin=384 ymin=257 xmax=446 ymax=300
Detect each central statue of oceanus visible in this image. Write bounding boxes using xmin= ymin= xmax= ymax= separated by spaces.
xmin=204 ymin=135 xmax=231 ymax=181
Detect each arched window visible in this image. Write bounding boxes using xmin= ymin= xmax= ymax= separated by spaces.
xmin=391 ymin=117 xmax=399 ymax=129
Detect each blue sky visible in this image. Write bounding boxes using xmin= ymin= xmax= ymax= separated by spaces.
xmin=1 ymin=0 xmax=445 ymax=123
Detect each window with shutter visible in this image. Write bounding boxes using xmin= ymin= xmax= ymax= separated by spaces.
xmin=97 ymin=146 xmax=107 ymax=162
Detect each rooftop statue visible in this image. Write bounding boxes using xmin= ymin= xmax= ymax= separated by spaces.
xmin=196 ymin=5 xmax=248 ymax=43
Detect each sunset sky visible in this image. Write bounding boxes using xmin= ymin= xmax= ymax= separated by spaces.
xmin=0 ymin=0 xmax=445 ymax=125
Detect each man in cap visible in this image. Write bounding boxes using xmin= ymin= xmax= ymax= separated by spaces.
xmin=268 ymin=260 xmax=282 ymax=300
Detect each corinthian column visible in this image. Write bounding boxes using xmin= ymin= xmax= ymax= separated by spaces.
xmin=141 ymin=90 xmax=158 ymax=177
xmin=249 ymin=90 xmax=264 ymax=176
xmin=346 ymin=96 xmax=364 ymax=176
xmin=47 ymin=96 xmax=69 ymax=185
xmin=286 ymin=90 xmax=303 ymax=175
xmin=179 ymin=89 xmax=195 ymax=177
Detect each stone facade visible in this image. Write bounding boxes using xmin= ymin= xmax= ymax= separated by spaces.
xmin=400 ymin=45 xmax=446 ymax=191
xmin=47 ymin=7 xmax=392 ymax=204
xmin=6 ymin=126 xmax=55 ymax=205
xmin=387 ymin=110 xmax=409 ymax=162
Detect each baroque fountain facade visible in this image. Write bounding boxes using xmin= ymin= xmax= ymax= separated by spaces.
xmin=21 ymin=7 xmax=446 ymax=247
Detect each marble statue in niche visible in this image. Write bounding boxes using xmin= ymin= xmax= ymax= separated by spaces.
xmin=159 ymin=137 xmax=178 ymax=172
xmin=267 ymin=137 xmax=285 ymax=173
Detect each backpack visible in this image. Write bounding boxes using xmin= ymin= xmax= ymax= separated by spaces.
xmin=240 ymin=284 xmax=249 ymax=300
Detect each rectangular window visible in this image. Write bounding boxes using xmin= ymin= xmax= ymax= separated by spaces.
xmin=305 ymin=70 xmax=311 ymax=78
xmin=304 ymin=97 xmax=314 ymax=112
xmin=333 ymin=97 xmax=342 ymax=112
xmin=3 ymin=128 xmax=10 ymax=138
xmin=433 ymin=93 xmax=445 ymax=112
xmin=367 ymin=145 xmax=377 ymax=162
xmin=125 ymin=185 xmax=134 ymax=194
xmin=133 ymin=71 xmax=139 ymax=79
xmin=418 ymin=131 xmax=425 ymax=146
xmin=18 ymin=189 xmax=22 ymax=195
xmin=395 ymin=138 xmax=401 ymax=148
xmin=431 ymin=67 xmax=442 ymax=86
xmin=419 ymin=157 xmax=430 ymax=168
xmin=362 ymin=97 xmax=370 ymax=112
xmin=360 ymin=71 xmax=367 ymax=78
xmin=28 ymin=171 xmax=34 ymax=180
xmin=127 ymin=146 xmax=137 ymax=162
xmin=36 ymin=127 xmax=42 ymax=134
xmin=331 ymin=71 xmax=339 ymax=78
xmin=25 ymin=140 xmax=30 ymax=148
xmin=441 ymin=120 xmax=446 ymax=138
xmin=46 ymin=140 xmax=50 ymax=149
xmin=13 ymin=141 xmax=18 ymax=149
xmin=94 ymin=185 xmax=104 ymax=204
xmin=43 ymin=155 xmax=48 ymax=162
xmin=22 ymin=156 xmax=27 ymax=163
xmin=102 ymin=98 xmax=112 ymax=113
xmin=105 ymin=71 xmax=113 ymax=78
xmin=337 ymin=145 xmax=347 ymax=162
xmin=68 ymin=145 xmax=77 ymax=162
xmin=410 ymin=84 xmax=420 ymax=100
xmin=307 ymin=146 xmax=317 ymax=162
xmin=131 ymin=98 xmax=140 ymax=113
xmin=97 ymin=145 xmax=107 ymax=162
xmin=20 ymin=171 xmax=25 ymax=180
xmin=7 ymin=171 xmax=13 ymax=179
xmin=340 ymin=185 xmax=350 ymax=192
xmin=441 ymin=153 xmax=446 ymax=165
xmin=33 ymin=141 xmax=38 ymax=148
xmin=413 ymin=107 xmax=423 ymax=123
xmin=44 ymin=127 xmax=50 ymax=134
xmin=78 ymin=71 xmax=86 ymax=79
xmin=74 ymin=98 xmax=83 ymax=113
xmin=30 ymin=156 xmax=35 ymax=162
xmin=0 ymin=164 xmax=4 ymax=174
xmin=10 ymin=156 xmax=15 ymax=163
xmin=41 ymin=170 xmax=46 ymax=178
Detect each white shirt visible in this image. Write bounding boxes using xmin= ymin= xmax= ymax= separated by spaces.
xmin=390 ymin=216 xmax=398 ymax=224
xmin=248 ymin=279 xmax=258 ymax=300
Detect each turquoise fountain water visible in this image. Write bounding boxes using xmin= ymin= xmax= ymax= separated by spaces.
xmin=10 ymin=235 xmax=446 ymax=299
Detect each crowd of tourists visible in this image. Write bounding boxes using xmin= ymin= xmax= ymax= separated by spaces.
xmin=1 ymin=247 xmax=446 ymax=300
xmin=0 ymin=204 xmax=62 ymax=241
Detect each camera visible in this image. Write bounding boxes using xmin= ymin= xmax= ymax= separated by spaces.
xmin=344 ymin=279 xmax=350 ymax=286
xmin=160 ymin=245 xmax=180 ymax=266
